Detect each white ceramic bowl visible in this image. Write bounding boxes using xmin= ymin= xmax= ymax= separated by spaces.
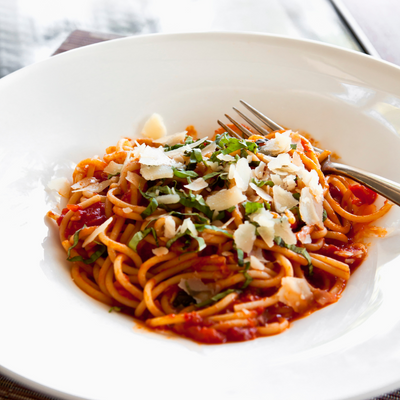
xmin=1 ymin=32 xmax=400 ymax=400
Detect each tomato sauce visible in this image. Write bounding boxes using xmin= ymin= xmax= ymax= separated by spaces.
xmin=349 ymin=184 xmax=377 ymax=206
xmin=58 ymin=201 xmax=107 ymax=236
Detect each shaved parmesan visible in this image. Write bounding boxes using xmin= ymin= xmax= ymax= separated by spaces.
xmin=217 ymin=153 xmax=235 ymax=162
xmin=103 ymin=161 xmax=123 ymax=175
xmin=267 ymin=153 xmax=300 ymax=175
xmin=71 ymin=177 xmax=97 ymax=190
xmin=206 ymin=186 xmax=247 ymax=211
xmin=142 ymin=113 xmax=167 ymax=139
xmin=249 ymin=208 xmax=275 ymax=247
xmin=254 ymin=161 xmax=267 ymax=179
xmin=274 ymin=216 xmax=297 ymax=245
xmin=234 ymin=158 xmax=251 ymax=191
xmin=72 ymin=179 xmax=113 ymax=193
xmin=82 ymin=216 xmax=113 ymax=248
xmin=201 ymin=141 xmax=217 ymax=156
xmin=178 ymin=278 xmax=214 ymax=304
xmin=283 ymin=175 xmax=297 ymax=191
xmin=139 ymin=146 xmax=173 ymax=166
xmin=261 ymin=130 xmax=292 ymax=155
xmin=178 ymin=218 xmax=198 ymax=236
xmin=249 ymin=182 xmax=273 ymax=202
xmin=155 ymin=194 xmax=180 ymax=204
xmin=126 ymin=171 xmax=142 ymax=187
xmin=154 ymin=131 xmax=187 ymax=146
xmin=152 ymin=247 xmax=169 ymax=256
xmin=299 ymin=187 xmax=323 ymax=228
xmin=48 ymin=177 xmax=71 ymax=198
xmin=250 ymin=255 xmax=265 ymax=270
xmin=233 ymin=222 xmax=256 ymax=254
xmin=297 ymin=168 xmax=323 ymax=202
xmin=273 ymin=185 xmax=299 ymax=212
xmin=277 ymin=277 xmax=313 ymax=313
xmin=184 ymin=178 xmax=208 ymax=191
xmin=122 ymin=207 xmax=133 ymax=213
xmin=164 ymin=216 xmax=176 ymax=239
xmin=140 ymin=165 xmax=174 ymax=181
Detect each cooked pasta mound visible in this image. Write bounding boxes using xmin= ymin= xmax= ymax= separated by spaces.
xmin=48 ymin=115 xmax=391 ymax=344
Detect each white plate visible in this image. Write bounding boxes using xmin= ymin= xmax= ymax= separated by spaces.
xmin=1 ymin=32 xmax=400 ymax=400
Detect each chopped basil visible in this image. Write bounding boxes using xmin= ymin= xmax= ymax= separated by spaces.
xmin=128 ymin=227 xmax=158 ymax=252
xmin=67 ymin=242 xmax=107 ymax=265
xmin=322 ymin=209 xmax=328 ymax=222
xmin=186 ymin=148 xmax=205 ymax=170
xmin=290 ymin=144 xmax=297 ymax=150
xmin=67 ymin=225 xmax=87 ymax=258
xmin=141 ymin=198 xmax=158 ymax=219
xmin=194 ymin=224 xmax=233 ymax=238
xmin=216 ymin=133 xmax=258 ymax=155
xmin=244 ymin=201 xmax=264 ymax=215
xmin=166 ymin=229 xmax=206 ymax=252
xmin=177 ymin=191 xmax=213 ymax=219
xmin=274 ymin=236 xmax=313 ymax=275
xmin=173 ymin=167 xmax=198 ymax=179
xmin=292 ymin=193 xmax=300 ymax=201
xmin=252 ymin=178 xmax=274 ymax=187
xmin=241 ymin=262 xmax=253 ymax=289
xmin=195 ymin=289 xmax=239 ymax=308
xmin=169 ymin=211 xmax=210 ymax=224
xmin=202 ymin=171 xmax=223 ymax=180
xmin=109 ymin=307 xmax=121 ymax=313
xmin=234 ymin=246 xmax=245 ymax=267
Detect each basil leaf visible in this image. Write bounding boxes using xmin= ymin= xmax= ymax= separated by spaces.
xmin=128 ymin=227 xmax=157 ymax=252
xmin=107 ymin=172 xmax=120 ymax=179
xmin=141 ymin=198 xmax=158 ymax=219
xmin=67 ymin=243 xmax=107 ymax=265
xmin=169 ymin=211 xmax=210 ymax=224
xmin=166 ymin=229 xmax=205 ymax=252
xmin=67 ymin=225 xmax=87 ymax=258
xmin=109 ymin=307 xmax=121 ymax=313
xmin=234 ymin=246 xmax=244 ymax=267
xmin=292 ymin=193 xmax=300 ymax=200
xmin=194 ymin=224 xmax=233 ymax=238
xmin=241 ymin=262 xmax=253 ymax=289
xmin=322 ymin=209 xmax=328 ymax=222
xmin=227 ymin=206 xmax=236 ymax=212
xmin=244 ymin=201 xmax=264 ymax=215
xmin=252 ymin=178 xmax=274 ymax=187
xmin=290 ymin=144 xmax=297 ymax=150
xmin=216 ymin=133 xmax=258 ymax=155
xmin=173 ymin=167 xmax=198 ymax=179
xmin=178 ymin=192 xmax=213 ymax=219
xmin=173 ymin=291 xmax=196 ymax=308
xmin=195 ymin=289 xmax=239 ymax=308
xmin=249 ymin=160 xmax=261 ymax=167
xmin=274 ymin=236 xmax=313 ymax=275
xmin=202 ymin=171 xmax=222 ymax=180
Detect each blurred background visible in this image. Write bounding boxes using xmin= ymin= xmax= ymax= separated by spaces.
xmin=1 ymin=0 xmax=398 ymax=79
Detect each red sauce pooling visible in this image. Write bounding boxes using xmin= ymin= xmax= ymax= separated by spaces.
xmin=349 ymin=184 xmax=377 ymax=206
xmin=58 ymin=201 xmax=107 ymax=236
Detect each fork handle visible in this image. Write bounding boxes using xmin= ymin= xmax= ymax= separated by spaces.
xmin=323 ymin=161 xmax=400 ymax=207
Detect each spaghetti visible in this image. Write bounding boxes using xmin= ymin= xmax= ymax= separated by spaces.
xmin=48 ymin=116 xmax=391 ymax=344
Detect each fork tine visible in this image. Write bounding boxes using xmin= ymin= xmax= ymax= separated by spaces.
xmin=224 ymin=114 xmax=252 ymax=138
xmin=217 ymin=120 xmax=242 ymax=139
xmin=240 ymin=100 xmax=283 ymax=131
xmin=232 ymin=107 xmax=270 ymax=136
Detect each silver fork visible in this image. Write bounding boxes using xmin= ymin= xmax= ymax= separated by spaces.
xmin=218 ymin=100 xmax=400 ymax=207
